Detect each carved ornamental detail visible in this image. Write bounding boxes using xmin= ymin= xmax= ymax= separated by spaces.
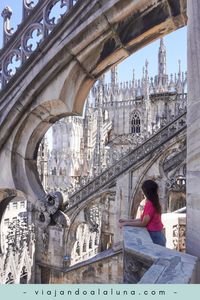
xmin=123 ymin=251 xmax=152 ymax=283
xmin=0 ymin=219 xmax=35 ymax=284
xmin=67 ymin=111 xmax=186 ymax=209
xmin=172 ymin=224 xmax=186 ymax=252
xmin=36 ymin=191 xmax=70 ymax=228
xmin=0 ymin=0 xmax=77 ymax=91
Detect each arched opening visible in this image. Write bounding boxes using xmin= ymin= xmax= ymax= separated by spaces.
xmin=5 ymin=272 xmax=14 ymax=284
xmin=89 ymin=236 xmax=92 ymax=249
xmin=130 ymin=112 xmax=141 ymax=134
xmin=82 ymin=240 xmax=86 ymax=252
xmin=76 ymin=241 xmax=80 ymax=256
xmin=20 ymin=266 xmax=28 ymax=284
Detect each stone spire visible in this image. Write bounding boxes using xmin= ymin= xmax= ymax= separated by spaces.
xmin=176 ymin=60 xmax=183 ymax=93
xmin=144 ymin=59 xmax=149 ymax=98
xmin=93 ymin=76 xmax=105 ymax=174
xmin=132 ymin=68 xmax=135 ymax=83
xmin=111 ymin=65 xmax=118 ymax=89
xmin=132 ymin=68 xmax=136 ymax=98
xmin=158 ymin=38 xmax=167 ymax=76
xmin=156 ymin=38 xmax=168 ymax=92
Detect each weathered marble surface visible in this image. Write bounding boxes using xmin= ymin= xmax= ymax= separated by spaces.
xmin=187 ymin=1 xmax=200 ymax=269
xmin=123 ymin=226 xmax=198 ymax=283
xmin=36 ymin=248 xmax=123 ymax=284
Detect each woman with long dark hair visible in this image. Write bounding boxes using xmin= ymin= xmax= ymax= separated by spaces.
xmin=119 ymin=179 xmax=166 ymax=246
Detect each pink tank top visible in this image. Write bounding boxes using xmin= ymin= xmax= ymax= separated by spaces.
xmin=141 ymin=200 xmax=163 ymax=231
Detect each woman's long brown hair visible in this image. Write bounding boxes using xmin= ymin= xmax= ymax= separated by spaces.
xmin=142 ymin=180 xmax=161 ymax=214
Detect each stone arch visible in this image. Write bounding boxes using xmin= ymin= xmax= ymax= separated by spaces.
xmin=17 ymin=245 xmax=33 ymax=284
xmin=20 ymin=266 xmax=28 ymax=284
xmin=4 ymin=252 xmax=17 ymax=284
xmin=158 ymin=139 xmax=186 ymax=179
xmin=52 ymin=167 xmax=57 ymax=176
xmin=5 ymin=272 xmax=14 ymax=284
xmin=0 ymin=59 xmax=92 ymax=206
xmin=64 ymin=210 xmax=86 ymax=259
xmin=130 ymin=111 xmax=141 ymax=134
xmin=11 ymin=99 xmax=65 ymax=200
xmin=64 ymin=190 xmax=111 ymax=257
xmin=70 ymin=221 xmax=100 ymax=266
xmin=10 ymin=79 xmax=93 ymax=202
xmin=167 ymin=161 xmax=186 ymax=212
xmin=129 ymin=133 xmax=186 ymax=217
xmin=158 ymin=139 xmax=186 ymax=212
xmin=89 ymin=236 xmax=93 ymax=249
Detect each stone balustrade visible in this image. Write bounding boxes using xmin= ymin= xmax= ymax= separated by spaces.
xmin=123 ymin=226 xmax=198 ymax=283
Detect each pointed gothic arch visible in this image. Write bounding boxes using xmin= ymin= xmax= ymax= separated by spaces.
xmin=5 ymin=272 xmax=14 ymax=284
xmin=82 ymin=240 xmax=87 ymax=252
xmin=76 ymin=241 xmax=80 ymax=256
xmin=52 ymin=167 xmax=57 ymax=175
xmin=89 ymin=236 xmax=92 ymax=249
xmin=20 ymin=266 xmax=28 ymax=284
xmin=130 ymin=112 xmax=141 ymax=134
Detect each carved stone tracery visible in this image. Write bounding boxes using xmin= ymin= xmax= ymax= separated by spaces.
xmin=0 ymin=0 xmax=77 ymax=90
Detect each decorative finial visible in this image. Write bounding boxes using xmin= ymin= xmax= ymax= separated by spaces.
xmin=142 ymin=66 xmax=145 ymax=78
xmin=160 ymin=37 xmax=164 ymax=46
xmin=111 ymin=65 xmax=118 ymax=89
xmin=158 ymin=36 xmax=167 ymax=78
xmin=145 ymin=59 xmax=149 ymax=77
xmin=1 ymin=6 xmax=13 ymax=46
xmin=178 ymin=59 xmax=181 ymax=75
xmin=132 ymin=68 xmax=135 ymax=81
xmin=98 ymin=74 xmax=105 ymax=86
xmin=1 ymin=6 xmax=12 ymax=19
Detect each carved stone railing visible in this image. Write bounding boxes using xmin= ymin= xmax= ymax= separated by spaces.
xmin=123 ymin=227 xmax=198 ymax=283
xmin=103 ymin=92 xmax=187 ymax=109
xmin=103 ymin=97 xmax=144 ymax=109
xmin=163 ymin=148 xmax=186 ymax=173
xmin=67 ymin=110 xmax=186 ymax=209
xmin=0 ymin=0 xmax=78 ymax=92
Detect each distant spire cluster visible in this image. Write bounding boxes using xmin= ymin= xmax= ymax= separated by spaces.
xmin=37 ymin=38 xmax=187 ymax=196
xmin=92 ymin=39 xmax=187 ymax=102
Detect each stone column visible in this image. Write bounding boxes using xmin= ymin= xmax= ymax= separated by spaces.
xmin=186 ymin=0 xmax=200 ymax=260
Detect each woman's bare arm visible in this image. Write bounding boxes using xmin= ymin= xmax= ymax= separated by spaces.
xmin=119 ymin=215 xmax=150 ymax=228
